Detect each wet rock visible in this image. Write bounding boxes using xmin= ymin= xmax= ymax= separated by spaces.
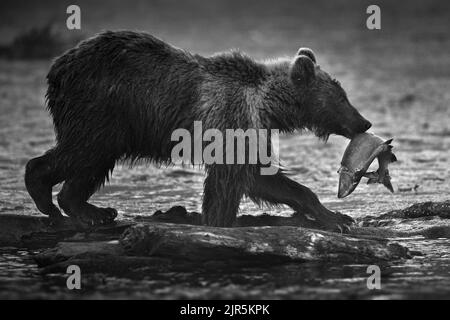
xmin=31 ymin=221 xmax=413 ymax=275
xmin=119 ymin=223 xmax=411 ymax=264
xmin=370 ymin=200 xmax=450 ymax=220
xmin=150 ymin=206 xmax=202 ymax=225
xmin=0 ymin=214 xmax=132 ymax=247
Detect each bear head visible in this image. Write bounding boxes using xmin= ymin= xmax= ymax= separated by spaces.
xmin=289 ymin=48 xmax=372 ymax=140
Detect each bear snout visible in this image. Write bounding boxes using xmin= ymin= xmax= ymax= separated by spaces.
xmin=352 ymin=116 xmax=372 ymax=135
xmin=342 ymin=119 xmax=372 ymax=138
xmin=362 ymin=120 xmax=372 ymax=132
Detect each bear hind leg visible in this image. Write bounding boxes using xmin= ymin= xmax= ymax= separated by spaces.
xmin=25 ymin=150 xmax=64 ymax=220
xmin=57 ymin=163 xmax=117 ymax=227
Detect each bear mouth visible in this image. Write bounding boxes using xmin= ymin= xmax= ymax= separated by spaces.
xmin=334 ymin=126 xmax=354 ymax=139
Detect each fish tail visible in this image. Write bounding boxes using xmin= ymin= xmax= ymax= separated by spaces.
xmin=366 ymin=170 xmax=394 ymax=192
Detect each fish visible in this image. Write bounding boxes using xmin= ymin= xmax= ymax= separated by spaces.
xmin=337 ymin=132 xmax=397 ymax=198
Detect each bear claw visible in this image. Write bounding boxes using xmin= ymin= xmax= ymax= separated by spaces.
xmin=71 ymin=206 xmax=118 ymax=229
xmin=313 ymin=209 xmax=355 ymax=233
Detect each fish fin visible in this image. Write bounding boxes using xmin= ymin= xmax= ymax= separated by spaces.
xmin=384 ymin=138 xmax=394 ymax=145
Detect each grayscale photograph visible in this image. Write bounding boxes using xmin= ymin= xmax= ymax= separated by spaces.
xmin=0 ymin=0 xmax=449 ymax=304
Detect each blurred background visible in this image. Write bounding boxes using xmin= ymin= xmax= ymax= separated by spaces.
xmin=0 ymin=0 xmax=449 ymax=299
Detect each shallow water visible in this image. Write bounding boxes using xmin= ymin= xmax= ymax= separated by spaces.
xmin=0 ymin=50 xmax=449 ymax=300
xmin=0 ymin=238 xmax=449 ymax=299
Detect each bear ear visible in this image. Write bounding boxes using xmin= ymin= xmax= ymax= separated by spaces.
xmin=290 ymin=55 xmax=316 ymax=86
xmin=296 ymin=47 xmax=316 ymax=63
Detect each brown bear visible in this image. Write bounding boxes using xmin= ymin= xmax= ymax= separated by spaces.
xmin=25 ymin=31 xmax=371 ymax=231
